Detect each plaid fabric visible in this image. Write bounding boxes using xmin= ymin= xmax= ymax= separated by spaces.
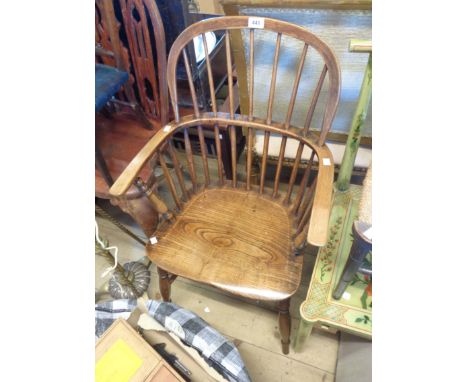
xmin=95 ymin=299 xmax=251 ymax=382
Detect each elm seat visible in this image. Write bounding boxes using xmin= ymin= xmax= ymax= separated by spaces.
xmin=147 ymin=188 xmax=303 ymax=301
xmin=95 ymin=64 xmax=129 ymax=112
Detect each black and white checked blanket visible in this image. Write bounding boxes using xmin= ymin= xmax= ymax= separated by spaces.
xmin=95 ymin=299 xmax=251 ymax=382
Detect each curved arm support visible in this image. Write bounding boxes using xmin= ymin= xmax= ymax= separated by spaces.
xmin=110 ymin=112 xmax=335 ymax=198
xmin=307 ymin=157 xmax=334 ymax=246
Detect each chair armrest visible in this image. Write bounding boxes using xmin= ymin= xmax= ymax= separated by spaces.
xmin=109 ymin=123 xmax=176 ymax=198
xmin=307 ymin=153 xmax=335 ymax=247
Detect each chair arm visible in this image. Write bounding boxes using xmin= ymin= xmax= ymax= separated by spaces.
xmin=109 ymin=123 xmax=176 ymax=198
xmin=307 ymin=153 xmax=335 ymax=247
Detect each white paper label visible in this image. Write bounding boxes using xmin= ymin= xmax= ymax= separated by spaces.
xmin=363 ymin=226 xmax=372 ymax=240
xmin=163 ymin=125 xmax=171 ymax=132
xmin=342 ymin=292 xmax=351 ymax=300
xmin=322 ymin=158 xmax=331 ymax=166
xmin=248 ymin=17 xmax=264 ymax=29
xmin=219 ymin=134 xmax=223 ymax=139
xmin=149 ymin=236 xmax=158 ymax=244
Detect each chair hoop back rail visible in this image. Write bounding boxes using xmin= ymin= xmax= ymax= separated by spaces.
xmin=111 ymin=16 xmax=340 ymax=246
xmin=109 ymin=16 xmax=341 ymax=354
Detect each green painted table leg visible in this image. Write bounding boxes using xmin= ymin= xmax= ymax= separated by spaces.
xmin=294 ymin=318 xmax=314 ymax=352
xmin=336 ymin=54 xmax=372 ymax=191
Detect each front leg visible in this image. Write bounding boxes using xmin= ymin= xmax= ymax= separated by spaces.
xmin=278 ymin=298 xmax=291 ymax=354
xmin=157 ymin=267 xmax=172 ymax=302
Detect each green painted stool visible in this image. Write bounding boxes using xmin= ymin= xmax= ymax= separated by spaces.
xmin=295 ymin=185 xmax=372 ymax=350
xmin=295 ymin=39 xmax=372 ymax=351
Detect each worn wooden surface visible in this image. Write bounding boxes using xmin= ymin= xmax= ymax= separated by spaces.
xmin=148 ymin=188 xmax=301 ymax=301
xmin=220 ymin=0 xmax=372 ymax=11
xmin=118 ymin=0 xmax=169 ymax=124
xmin=96 ymin=215 xmax=340 ymax=379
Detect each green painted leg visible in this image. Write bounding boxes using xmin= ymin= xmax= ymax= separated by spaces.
xmin=294 ymin=318 xmax=314 ymax=352
xmin=336 ymin=54 xmax=372 ymax=191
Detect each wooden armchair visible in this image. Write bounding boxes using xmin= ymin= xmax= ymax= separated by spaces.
xmin=110 ymin=16 xmax=341 ymax=354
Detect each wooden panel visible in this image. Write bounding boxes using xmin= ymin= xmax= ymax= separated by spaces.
xmin=119 ymin=0 xmax=169 ymax=123
xmin=220 ymin=0 xmax=372 ymax=11
xmin=148 ymin=188 xmax=302 ymax=301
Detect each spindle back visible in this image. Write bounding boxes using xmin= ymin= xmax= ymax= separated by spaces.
xmin=110 ymin=16 xmax=340 ymax=247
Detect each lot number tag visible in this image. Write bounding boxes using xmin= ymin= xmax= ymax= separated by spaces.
xmin=248 ymin=17 xmax=264 ymax=29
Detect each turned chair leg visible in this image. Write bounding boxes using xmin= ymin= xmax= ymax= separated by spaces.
xmin=278 ymin=299 xmax=291 ymax=355
xmin=157 ymin=267 xmax=172 ymax=302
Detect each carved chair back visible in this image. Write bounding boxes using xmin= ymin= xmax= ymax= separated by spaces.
xmin=119 ymin=0 xmax=169 ymax=124
xmin=95 ymin=0 xmax=169 ymax=124
xmin=111 ymin=16 xmax=340 ymax=248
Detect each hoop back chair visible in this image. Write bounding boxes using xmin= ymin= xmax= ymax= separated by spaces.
xmin=110 ymin=16 xmax=340 ymax=354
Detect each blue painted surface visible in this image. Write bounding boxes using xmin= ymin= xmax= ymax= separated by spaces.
xmin=95 ymin=64 xmax=129 ymax=111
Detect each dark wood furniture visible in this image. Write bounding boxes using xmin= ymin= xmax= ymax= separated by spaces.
xmin=95 ymin=64 xmax=130 ymax=188
xmin=110 ymin=16 xmax=341 ymax=354
xmin=118 ymin=0 xmax=169 ymax=125
xmin=95 ymin=0 xmax=153 ymax=129
xmin=95 ymin=0 xmax=170 ymax=238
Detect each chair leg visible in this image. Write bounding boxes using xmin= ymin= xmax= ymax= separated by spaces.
xmin=333 ymin=221 xmax=372 ymax=300
xmin=157 ymin=267 xmax=172 ymax=302
xmin=278 ymin=299 xmax=291 ymax=355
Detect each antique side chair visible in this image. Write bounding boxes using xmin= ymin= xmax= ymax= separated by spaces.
xmin=110 ymin=16 xmax=341 ymax=354
xmin=96 ymin=0 xmax=170 ymax=238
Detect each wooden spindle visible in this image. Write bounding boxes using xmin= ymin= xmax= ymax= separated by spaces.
xmin=284 ymin=142 xmax=304 ymax=204
xmin=293 ymin=224 xmax=309 ymax=250
xmin=182 ymin=47 xmax=210 ymax=186
xmin=202 ymin=32 xmax=224 ymax=184
xmin=134 ymin=177 xmax=169 ymax=217
xmin=297 ymin=177 xmax=317 ymax=224
xmin=297 ymin=201 xmax=312 ymax=234
xmin=225 ymin=30 xmax=235 ymax=118
xmin=272 ymin=136 xmax=287 ymax=198
xmin=166 ymin=141 xmax=189 ymax=200
xmin=272 ymin=44 xmax=307 ymax=198
xmin=225 ymin=30 xmax=237 ymax=187
xmin=259 ymin=33 xmax=282 ymax=193
xmin=181 ymin=49 xmax=199 ymax=191
xmin=291 ymin=151 xmax=315 ymax=214
xmin=183 ymin=127 xmax=197 ymax=192
xmin=266 ymin=33 xmax=282 ymax=124
xmin=196 ymin=125 xmax=210 ymax=187
xmin=159 ymin=153 xmax=182 ymax=210
xmin=246 ymin=28 xmax=255 ymax=191
xmin=284 ymin=43 xmax=308 ymax=129
xmin=259 ymin=132 xmax=269 ymax=193
xmin=304 ymin=65 xmax=328 ymax=135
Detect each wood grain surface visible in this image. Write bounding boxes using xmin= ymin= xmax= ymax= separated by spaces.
xmin=147 ymin=189 xmax=303 ymax=301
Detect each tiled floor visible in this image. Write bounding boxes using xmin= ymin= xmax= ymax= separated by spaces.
xmin=95 ymin=153 xmax=340 ymax=381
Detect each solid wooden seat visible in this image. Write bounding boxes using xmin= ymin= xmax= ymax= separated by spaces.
xmin=148 ymin=188 xmax=302 ymax=301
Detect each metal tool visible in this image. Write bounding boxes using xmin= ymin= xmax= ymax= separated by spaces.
xmin=152 ymin=342 xmax=192 ymax=381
